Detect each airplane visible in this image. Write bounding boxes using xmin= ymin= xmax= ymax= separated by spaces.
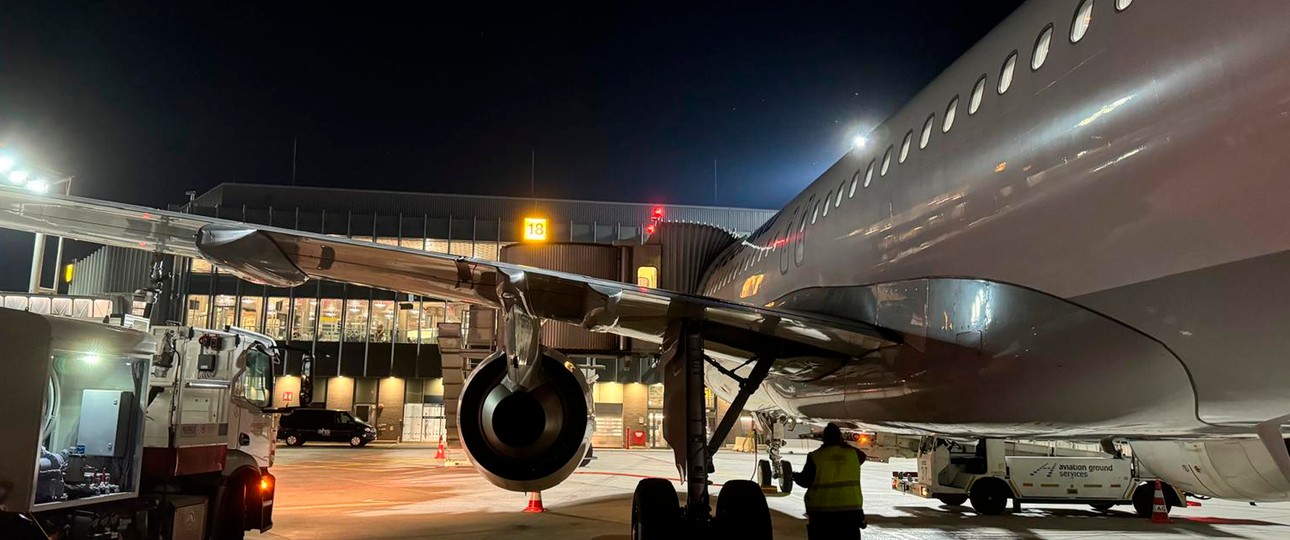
xmin=2 ymin=0 xmax=1290 ymax=537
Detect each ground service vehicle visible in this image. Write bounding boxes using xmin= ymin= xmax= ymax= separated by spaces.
xmin=278 ymin=408 xmax=376 ymax=447
xmin=893 ymin=438 xmax=1184 ymax=517
xmin=0 ymin=307 xmax=309 ymax=539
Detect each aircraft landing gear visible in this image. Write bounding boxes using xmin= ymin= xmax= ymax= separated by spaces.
xmin=754 ymin=411 xmax=795 ymax=494
xmin=630 ymin=317 xmax=777 ymax=539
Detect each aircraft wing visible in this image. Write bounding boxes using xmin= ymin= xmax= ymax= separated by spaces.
xmin=0 ymin=189 xmax=896 ymax=360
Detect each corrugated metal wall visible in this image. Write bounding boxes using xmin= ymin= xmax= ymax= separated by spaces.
xmin=68 ymin=246 xmax=156 ymax=296
xmin=501 ymin=243 xmax=620 ymax=353
xmin=650 ymin=222 xmax=739 ymax=294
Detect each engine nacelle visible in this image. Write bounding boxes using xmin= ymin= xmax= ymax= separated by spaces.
xmin=458 ymin=348 xmax=592 ymax=492
xmin=1132 ymin=438 xmax=1290 ymax=501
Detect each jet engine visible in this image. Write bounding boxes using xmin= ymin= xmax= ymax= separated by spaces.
xmin=1132 ymin=438 xmax=1290 ymax=501
xmin=457 ymin=347 xmax=593 ymax=492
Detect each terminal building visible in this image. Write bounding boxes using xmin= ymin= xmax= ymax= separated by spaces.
xmin=61 ymin=183 xmax=775 ymax=448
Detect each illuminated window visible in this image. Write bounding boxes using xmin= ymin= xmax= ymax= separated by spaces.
xmin=899 ymin=131 xmax=913 ymax=163
xmin=849 ymin=170 xmax=859 ymax=198
xmin=344 ymin=300 xmax=369 ymax=342
xmin=1032 ymin=25 xmax=1054 ymax=70
xmin=1115 ymin=0 xmax=1131 ymax=11
xmin=427 ymin=239 xmax=450 ymax=253
xmin=371 ymin=300 xmax=395 ymax=343
xmin=637 ymin=266 xmax=659 ymax=288
xmin=394 ymin=300 xmax=420 ymax=343
xmin=969 ymin=75 xmax=987 ymax=115
xmin=998 ymin=52 xmax=1018 ymax=94
xmin=212 ymin=295 xmax=237 ymax=330
xmin=418 ymin=302 xmax=447 ymax=343
xmin=920 ymin=114 xmax=935 ymax=149
xmin=835 ymin=182 xmax=845 ymax=207
xmin=473 ymin=242 xmax=501 ymax=261
xmin=191 ymin=258 xmax=213 ymax=274
xmin=449 ymin=241 xmax=476 ymax=258
xmin=881 ymin=146 xmax=892 ymax=176
xmin=822 ymin=192 xmax=831 ymax=217
xmin=944 ymin=96 xmax=959 ymax=132
xmin=186 ymin=295 xmax=210 ymax=328
xmin=864 ymin=160 xmax=875 ymax=187
xmin=400 ymin=238 xmax=426 ymax=251
xmin=811 ymin=200 xmax=820 ymax=224
xmin=376 ymin=237 xmax=400 ymax=247
xmin=239 ymin=296 xmax=264 ymax=332
xmin=318 ymin=299 xmax=343 ymax=341
xmin=291 ymin=298 xmax=316 ymax=341
xmin=1071 ymin=0 xmax=1093 ymax=43
xmin=264 ymin=297 xmax=290 ymax=339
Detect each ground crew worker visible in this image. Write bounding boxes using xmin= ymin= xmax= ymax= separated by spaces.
xmin=794 ymin=423 xmax=867 ymax=539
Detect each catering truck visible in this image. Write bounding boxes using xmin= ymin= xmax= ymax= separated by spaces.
xmin=0 ymin=307 xmax=310 ymax=539
xmin=892 ymin=437 xmax=1184 ymax=517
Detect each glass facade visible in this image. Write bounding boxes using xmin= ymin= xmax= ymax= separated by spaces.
xmin=184 ymin=293 xmax=476 ymax=345
xmin=265 ymin=297 xmax=290 ymax=339
xmin=292 ymin=298 xmax=315 ymax=341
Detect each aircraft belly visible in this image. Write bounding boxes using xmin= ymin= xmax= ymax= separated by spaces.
xmin=763 ymin=278 xmax=1206 ymax=438
xmin=1076 ymin=249 xmax=1290 ymax=427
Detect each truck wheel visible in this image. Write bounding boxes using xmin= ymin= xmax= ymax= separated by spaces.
xmin=216 ymin=477 xmax=248 ymax=540
xmin=1090 ymin=503 xmax=1115 ymax=511
xmin=716 ymin=480 xmax=772 ymax=540
xmin=285 ymin=434 xmax=304 ymax=446
xmin=350 ymin=436 xmax=365 ymax=447
xmin=757 ymin=459 xmax=773 ymax=487
xmin=779 ymin=460 xmax=794 ymax=494
xmin=632 ymin=478 xmax=681 ymax=539
xmin=936 ymin=494 xmax=968 ymax=506
xmin=969 ymin=479 xmax=1010 ymax=516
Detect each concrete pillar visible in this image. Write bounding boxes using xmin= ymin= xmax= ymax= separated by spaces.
xmin=327 ymin=376 xmax=355 ymax=412
xmin=273 ymin=376 xmax=302 ymax=408
xmin=377 ymin=377 xmax=406 ymax=441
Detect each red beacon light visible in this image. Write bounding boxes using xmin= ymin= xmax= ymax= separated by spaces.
xmin=645 ymin=223 xmax=657 ymax=235
xmin=652 ymin=206 xmax=665 ymax=220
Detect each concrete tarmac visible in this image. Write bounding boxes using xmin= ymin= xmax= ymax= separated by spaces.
xmin=253 ymin=443 xmax=1290 ymax=539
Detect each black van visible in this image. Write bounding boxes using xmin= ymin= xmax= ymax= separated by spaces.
xmin=278 ymin=408 xmax=377 ymax=447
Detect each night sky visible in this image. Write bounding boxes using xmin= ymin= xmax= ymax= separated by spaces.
xmin=0 ymin=1 xmax=1022 ymax=290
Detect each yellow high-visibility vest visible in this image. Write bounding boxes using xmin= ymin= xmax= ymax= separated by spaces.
xmin=803 ymin=445 xmax=863 ymax=512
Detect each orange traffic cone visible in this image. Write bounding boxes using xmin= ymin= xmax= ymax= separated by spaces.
xmin=523 ymin=491 xmax=546 ymax=513
xmin=434 ymin=434 xmax=446 ymax=460
xmin=1151 ymin=480 xmax=1171 ymax=524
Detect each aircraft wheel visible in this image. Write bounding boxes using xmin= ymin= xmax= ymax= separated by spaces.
xmin=757 ymin=459 xmax=773 ymax=487
xmin=969 ymin=478 xmax=1010 ymax=516
xmin=632 ymin=478 xmax=681 ymax=539
xmin=716 ymin=480 xmax=772 ymax=540
xmin=1090 ymin=502 xmax=1115 ymax=511
xmin=779 ymin=460 xmax=794 ymax=494
xmin=936 ymin=494 xmax=968 ymax=506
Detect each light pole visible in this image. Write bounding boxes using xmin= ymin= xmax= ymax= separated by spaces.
xmin=1 ymin=150 xmax=74 ymax=293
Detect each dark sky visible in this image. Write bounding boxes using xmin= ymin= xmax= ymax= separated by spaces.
xmin=0 ymin=1 xmax=1022 ymax=290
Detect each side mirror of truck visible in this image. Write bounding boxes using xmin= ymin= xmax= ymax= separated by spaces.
xmin=298 ymin=353 xmax=315 ymax=406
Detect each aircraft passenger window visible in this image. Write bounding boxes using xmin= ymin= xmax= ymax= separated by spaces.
xmin=849 ymin=170 xmax=859 ymax=198
xmin=822 ymin=192 xmax=831 ymax=217
xmin=998 ymin=51 xmax=1017 ymax=94
xmin=794 ymin=212 xmax=807 ymax=266
xmin=1032 ymin=25 xmax=1053 ymax=70
xmin=1115 ymin=0 xmax=1131 ymax=11
xmin=899 ymin=131 xmax=912 ymax=163
xmin=1071 ymin=0 xmax=1093 ymax=43
xmin=969 ymin=75 xmax=987 ymax=115
xmin=835 ymin=182 xmax=845 ymax=207
xmin=881 ymin=146 xmax=892 ymax=176
xmin=920 ymin=114 xmax=935 ymax=149
xmin=811 ymin=200 xmax=820 ymax=224
xmin=864 ymin=160 xmax=875 ymax=187
xmin=943 ymin=96 xmax=959 ymax=132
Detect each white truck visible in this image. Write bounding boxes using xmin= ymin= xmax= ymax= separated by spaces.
xmin=0 ymin=307 xmax=312 ymax=539
xmin=892 ymin=437 xmax=1184 ymax=517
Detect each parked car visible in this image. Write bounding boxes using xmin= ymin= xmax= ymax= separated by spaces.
xmin=278 ymin=408 xmax=377 ymax=447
